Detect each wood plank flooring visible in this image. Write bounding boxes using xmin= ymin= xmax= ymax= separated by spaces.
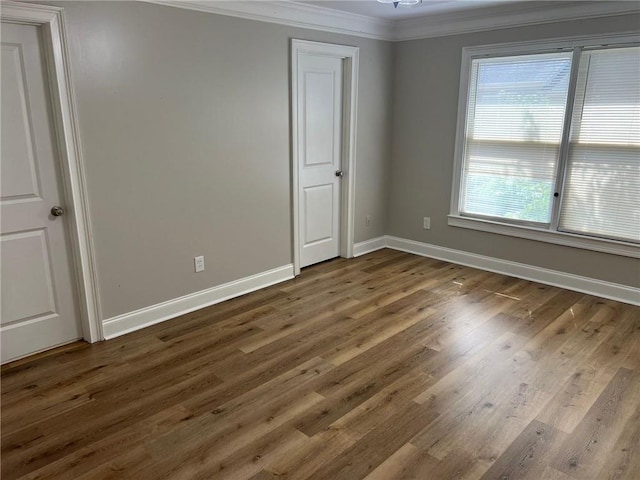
xmin=2 ymin=249 xmax=639 ymax=480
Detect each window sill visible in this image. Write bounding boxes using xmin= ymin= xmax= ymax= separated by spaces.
xmin=447 ymin=215 xmax=640 ymax=259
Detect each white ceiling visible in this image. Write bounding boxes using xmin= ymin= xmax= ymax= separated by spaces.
xmin=301 ymin=0 xmax=509 ymax=20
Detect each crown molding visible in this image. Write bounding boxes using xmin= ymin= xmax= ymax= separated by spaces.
xmin=394 ymin=1 xmax=640 ymax=41
xmin=139 ymin=1 xmax=640 ymax=43
xmin=140 ymin=0 xmax=395 ymax=40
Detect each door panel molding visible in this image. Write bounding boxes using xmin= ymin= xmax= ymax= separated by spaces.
xmin=291 ymin=39 xmax=359 ymax=275
xmin=1 ymin=229 xmax=57 ymax=325
xmin=1 ymin=2 xmax=102 ymax=343
xmin=1 ymin=42 xmax=43 ymax=201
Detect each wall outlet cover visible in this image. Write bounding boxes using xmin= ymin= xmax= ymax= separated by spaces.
xmin=194 ymin=256 xmax=205 ymax=272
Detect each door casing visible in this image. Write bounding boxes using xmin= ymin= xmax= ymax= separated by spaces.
xmin=291 ymin=39 xmax=359 ymax=275
xmin=1 ymin=1 xmax=102 ymax=344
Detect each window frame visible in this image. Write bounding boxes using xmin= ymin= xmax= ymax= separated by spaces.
xmin=449 ymin=32 xmax=640 ymax=259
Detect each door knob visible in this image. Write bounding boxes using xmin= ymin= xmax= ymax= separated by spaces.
xmin=50 ymin=206 xmax=65 ymax=217
xmin=335 ymin=170 xmax=344 ymax=177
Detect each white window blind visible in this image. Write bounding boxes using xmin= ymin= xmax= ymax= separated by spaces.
xmin=461 ymin=52 xmax=573 ymax=224
xmin=559 ymin=47 xmax=640 ymax=243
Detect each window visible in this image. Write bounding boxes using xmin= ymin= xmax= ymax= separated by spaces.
xmin=560 ymin=47 xmax=640 ymax=242
xmin=451 ymin=35 xmax=640 ymax=256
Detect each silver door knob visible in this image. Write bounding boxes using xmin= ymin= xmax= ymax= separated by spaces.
xmin=335 ymin=170 xmax=344 ymax=177
xmin=50 ymin=206 xmax=65 ymax=217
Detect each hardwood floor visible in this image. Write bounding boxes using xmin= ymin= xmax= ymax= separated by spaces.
xmin=2 ymin=249 xmax=639 ymax=480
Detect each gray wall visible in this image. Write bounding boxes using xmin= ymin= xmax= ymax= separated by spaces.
xmin=48 ymin=1 xmax=393 ymax=318
xmin=388 ymin=14 xmax=640 ymax=287
xmin=37 ymin=1 xmax=640 ymax=321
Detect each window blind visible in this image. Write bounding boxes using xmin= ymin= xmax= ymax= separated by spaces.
xmin=559 ymin=47 xmax=640 ymax=243
xmin=461 ymin=52 xmax=573 ymax=224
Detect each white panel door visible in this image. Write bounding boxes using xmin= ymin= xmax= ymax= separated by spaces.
xmin=297 ymin=54 xmax=343 ymax=268
xmin=1 ymin=22 xmax=82 ymax=363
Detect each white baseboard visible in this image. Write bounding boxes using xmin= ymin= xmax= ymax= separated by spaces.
xmin=353 ymin=236 xmax=386 ymax=257
xmin=102 ymin=236 xmax=638 ymax=340
xmin=102 ymin=264 xmax=294 ymax=339
xmin=384 ymin=236 xmax=639 ymax=306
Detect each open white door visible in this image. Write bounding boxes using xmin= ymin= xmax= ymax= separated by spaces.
xmin=292 ymin=40 xmax=359 ymax=273
xmin=1 ymin=22 xmax=82 ymax=363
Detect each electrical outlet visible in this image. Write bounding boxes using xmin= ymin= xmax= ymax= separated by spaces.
xmin=194 ymin=255 xmax=205 ymax=273
xmin=365 ymin=215 xmax=372 ymax=227
xmin=423 ymin=217 xmax=431 ymax=230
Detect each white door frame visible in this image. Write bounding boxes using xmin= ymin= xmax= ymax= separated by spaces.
xmin=1 ymin=1 xmax=103 ymax=343
xmin=291 ymin=39 xmax=359 ymax=275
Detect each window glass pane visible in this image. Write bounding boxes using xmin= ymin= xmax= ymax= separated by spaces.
xmin=461 ymin=52 xmax=573 ymax=224
xmin=559 ymin=46 xmax=640 ymax=243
